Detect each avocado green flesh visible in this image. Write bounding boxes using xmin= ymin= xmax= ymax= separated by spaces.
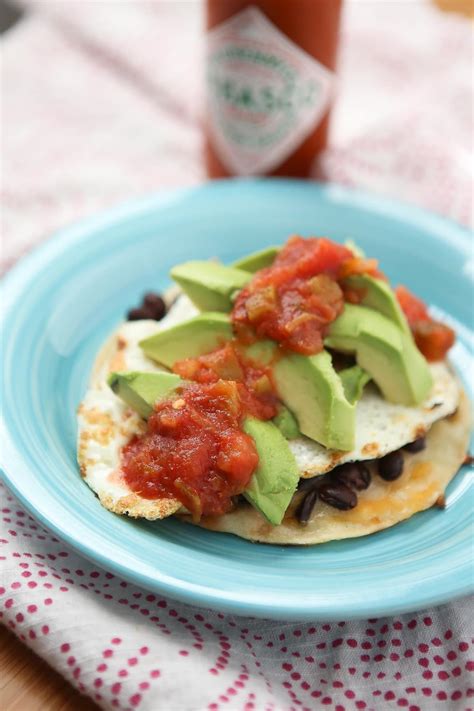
xmin=108 ymin=370 xmax=299 ymax=525
xmin=107 ymin=371 xmax=181 ymax=419
xmin=325 ymin=304 xmax=433 ymax=406
xmin=338 ymin=365 xmax=371 ymax=405
xmin=343 ymin=274 xmax=411 ymax=335
xmin=272 ymin=405 xmax=300 ymax=440
xmin=170 ymin=261 xmax=251 ymax=312
xmin=272 ymin=350 xmax=356 ymax=451
xmin=233 ymin=246 xmax=279 ymax=273
xmin=344 ymin=239 xmax=365 ymax=258
xmin=241 ymin=340 xmax=355 ymax=450
xmin=139 ymin=313 xmax=233 ymax=368
xmin=242 ymin=417 xmax=299 ymax=525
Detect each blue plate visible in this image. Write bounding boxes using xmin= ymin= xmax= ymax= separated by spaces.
xmin=1 ymin=180 xmax=472 ymax=620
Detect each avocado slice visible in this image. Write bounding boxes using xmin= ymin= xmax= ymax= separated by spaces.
xmin=325 ymin=304 xmax=433 ymax=406
xmin=170 ymin=261 xmax=251 ymax=312
xmin=233 ymin=246 xmax=279 ymax=273
xmin=139 ymin=313 xmax=233 ymax=368
xmin=345 ymin=239 xmax=365 ymax=258
xmin=241 ymin=340 xmax=355 ymax=450
xmin=271 ymin=350 xmax=356 ymax=451
xmin=273 ymin=371 xmax=369 ymax=436
xmin=108 ymin=370 xmax=300 ymax=524
xmin=343 ymin=274 xmax=410 ymax=335
xmin=242 ymin=417 xmax=299 ymax=525
xmin=272 ymin=405 xmax=300 ymax=440
xmin=107 ymin=371 xmax=181 ymax=418
xmin=339 ymin=365 xmax=371 ymax=405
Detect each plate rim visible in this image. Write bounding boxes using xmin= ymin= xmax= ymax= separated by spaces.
xmin=1 ymin=465 xmax=473 ymax=621
xmin=2 ymin=178 xmax=472 ymax=300
xmin=1 ymin=179 xmax=473 ymax=620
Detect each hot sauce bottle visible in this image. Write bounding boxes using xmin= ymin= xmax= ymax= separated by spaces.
xmin=205 ymin=0 xmax=343 ymax=178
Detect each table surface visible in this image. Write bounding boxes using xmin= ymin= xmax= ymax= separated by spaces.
xmin=0 ymin=626 xmax=98 ymax=710
xmin=1 ymin=0 xmax=471 ymax=709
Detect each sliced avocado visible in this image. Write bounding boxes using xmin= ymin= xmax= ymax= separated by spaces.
xmin=344 ymin=239 xmax=365 ymax=258
xmin=272 ymin=405 xmax=300 ymax=440
xmin=339 ymin=365 xmax=371 ymax=405
xmin=325 ymin=304 xmax=433 ymax=406
xmin=237 ymin=338 xmax=275 ymax=366
xmin=272 ymin=350 xmax=356 ymax=451
xmin=241 ymin=340 xmax=355 ymax=449
xmin=108 ymin=371 xmax=181 ymax=418
xmin=139 ymin=313 xmax=233 ymax=368
xmin=242 ymin=417 xmax=299 ymax=525
xmin=170 ymin=261 xmax=251 ymax=312
xmin=233 ymin=246 xmax=279 ymax=273
xmin=343 ymin=274 xmax=410 ymax=335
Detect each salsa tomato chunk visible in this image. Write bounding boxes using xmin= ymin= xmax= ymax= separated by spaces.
xmin=173 ymin=342 xmax=280 ymax=421
xmin=231 ymin=236 xmax=381 ymax=355
xmin=395 ymin=285 xmax=455 ymax=361
xmin=122 ymin=380 xmax=259 ymax=518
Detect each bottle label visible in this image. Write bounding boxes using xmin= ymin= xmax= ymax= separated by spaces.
xmin=206 ymin=6 xmax=335 ymax=175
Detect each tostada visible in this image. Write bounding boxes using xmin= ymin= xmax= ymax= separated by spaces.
xmin=77 ymin=236 xmax=470 ymax=543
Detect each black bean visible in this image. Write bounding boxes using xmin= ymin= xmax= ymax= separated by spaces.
xmin=404 ymin=437 xmax=426 ymax=453
xmin=318 ymin=482 xmax=357 ymax=510
xmin=296 ymin=489 xmax=318 ymax=524
xmin=126 ymin=292 xmax=167 ymax=321
xmin=378 ymin=450 xmax=404 ymax=481
xmin=143 ymin=292 xmax=166 ymax=320
xmin=297 ymin=476 xmax=320 ymax=492
xmin=332 ymin=462 xmax=371 ymax=491
xmin=127 ymin=307 xmax=149 ymax=321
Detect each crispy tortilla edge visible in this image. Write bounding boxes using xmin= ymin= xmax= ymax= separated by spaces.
xmin=77 ymin=325 xmax=181 ymax=521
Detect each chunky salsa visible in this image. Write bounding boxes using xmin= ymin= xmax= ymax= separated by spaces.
xmin=232 ymin=236 xmax=381 ymax=355
xmin=173 ymin=342 xmax=280 ymax=421
xmin=395 ymin=285 xmax=455 ymax=361
xmin=122 ymin=345 xmax=281 ymax=517
xmin=122 ymin=380 xmax=258 ymax=518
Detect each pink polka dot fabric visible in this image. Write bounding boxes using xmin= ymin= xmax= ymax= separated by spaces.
xmin=1 ymin=482 xmax=473 ymax=710
xmin=1 ymin=3 xmax=473 ymax=709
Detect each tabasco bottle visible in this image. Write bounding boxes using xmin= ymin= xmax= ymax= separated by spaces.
xmin=205 ymin=0 xmax=343 ymax=178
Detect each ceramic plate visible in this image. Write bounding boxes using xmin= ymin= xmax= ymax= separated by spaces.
xmin=1 ymin=180 xmax=473 ymax=620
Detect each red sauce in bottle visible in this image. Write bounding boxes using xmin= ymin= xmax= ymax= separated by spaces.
xmin=205 ymin=0 xmax=343 ymax=177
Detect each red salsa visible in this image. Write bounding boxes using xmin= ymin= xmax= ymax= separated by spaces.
xmin=395 ymin=285 xmax=455 ymax=361
xmin=173 ymin=342 xmax=280 ymax=421
xmin=231 ymin=236 xmax=381 ymax=355
xmin=122 ymin=380 xmax=258 ymax=519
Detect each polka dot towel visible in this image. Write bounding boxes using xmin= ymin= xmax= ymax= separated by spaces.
xmin=1 ymin=481 xmax=473 ymax=710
